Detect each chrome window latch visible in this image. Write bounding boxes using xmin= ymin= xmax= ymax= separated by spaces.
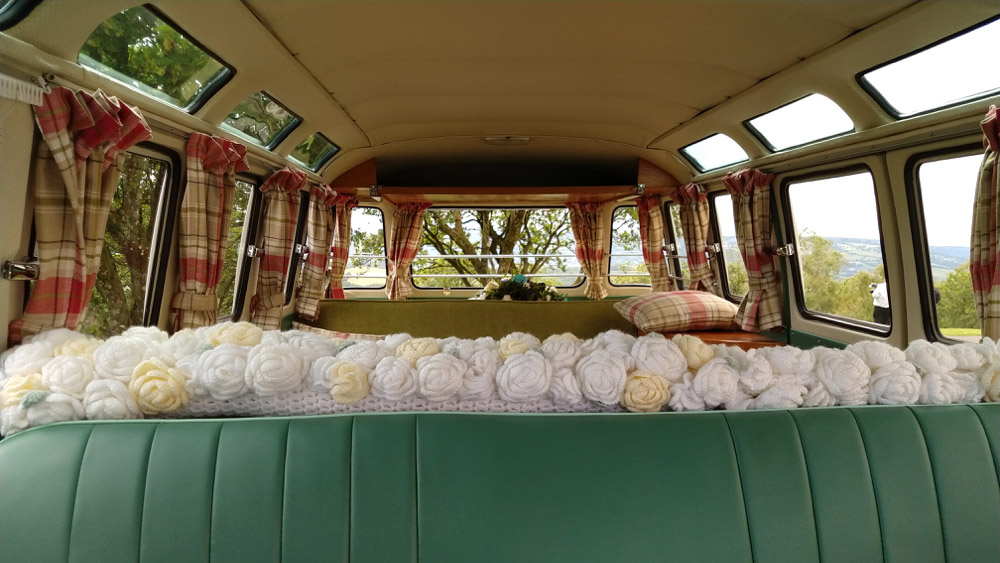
xmin=706 ymin=243 xmax=721 ymax=258
xmin=294 ymin=244 xmax=309 ymax=261
xmin=246 ymin=245 xmax=263 ymax=258
xmin=2 ymin=257 xmax=39 ymax=281
xmin=772 ymin=244 xmax=796 ymax=257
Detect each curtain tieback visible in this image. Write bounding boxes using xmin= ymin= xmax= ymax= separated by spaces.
xmin=255 ymin=292 xmax=286 ymax=311
xmin=170 ymin=292 xmax=217 ymax=312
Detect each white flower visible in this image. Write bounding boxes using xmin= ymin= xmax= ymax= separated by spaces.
xmin=621 ymin=370 xmax=671 ymax=413
xmin=54 ymin=337 xmax=103 ymax=360
xmin=498 ymin=332 xmax=541 ymax=360
xmin=308 ymin=356 xmax=338 ymax=391
xmin=159 ymin=329 xmax=212 ymax=365
xmin=1 ymin=406 xmax=29 ymax=436
xmin=919 ymin=372 xmax=961 ymax=405
xmin=397 ymin=337 xmax=441 ymax=368
xmin=23 ymin=391 xmax=85 ymax=427
xmin=4 ymin=341 xmax=55 ymax=377
xmin=869 ymin=362 xmax=920 ymax=405
xmin=210 ymin=322 xmax=263 ymax=347
xmin=845 ymin=340 xmax=906 ymax=371
xmin=330 ymin=361 xmax=371 ymax=404
xmin=83 ymin=379 xmax=142 ymax=420
xmin=722 ymin=347 xmax=774 ymax=395
xmin=175 ymin=353 xmax=208 ymax=399
xmin=245 ymin=343 xmax=306 ymax=396
xmin=754 ymin=374 xmax=807 ymax=409
xmin=93 ymin=336 xmax=158 ymax=382
xmin=811 ymin=348 xmax=870 ymax=406
xmin=667 ymin=372 xmax=705 ymax=412
xmin=802 ymin=378 xmax=837 ymax=408
xmin=756 ymin=346 xmax=815 ymax=376
xmin=337 ymin=340 xmax=389 ymax=370
xmin=25 ymin=328 xmax=82 ymax=348
xmin=496 ymin=351 xmax=552 ymax=402
xmin=541 ymin=335 xmax=582 ymax=369
xmin=725 ymin=389 xmax=755 ymax=410
xmin=474 ymin=337 xmax=498 ymax=351
xmin=693 ymin=358 xmax=739 ymax=408
xmin=195 ymin=344 xmax=250 ymax=400
xmin=383 ymin=333 xmax=413 ymax=351
xmin=982 ymin=363 xmax=1000 ymax=402
xmin=370 ymin=357 xmax=418 ymax=401
xmin=548 ymin=367 xmax=583 ymax=404
xmin=122 ymin=326 xmax=169 ymax=344
xmin=906 ymin=340 xmax=958 ymax=375
xmin=599 ymin=330 xmax=636 ymax=356
xmin=576 ymin=349 xmax=627 ymax=406
xmin=950 ymin=342 xmax=989 ymax=372
xmin=632 ymin=335 xmax=687 ymax=382
xmin=285 ymin=330 xmax=338 ymax=363
xmin=417 ymin=353 xmax=466 ymax=401
xmin=672 ymin=334 xmax=714 ymax=372
xmin=460 ymin=349 xmax=499 ymax=400
xmin=260 ymin=331 xmax=287 ymax=346
xmin=952 ymin=371 xmax=985 ymax=403
xmin=41 ymin=355 xmax=96 ymax=399
xmin=129 ymin=359 xmax=190 ymax=414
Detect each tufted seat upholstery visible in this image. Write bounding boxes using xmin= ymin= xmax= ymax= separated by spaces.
xmin=1 ymin=405 xmax=998 ymax=562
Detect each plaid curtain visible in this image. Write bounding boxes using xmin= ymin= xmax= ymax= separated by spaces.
xmin=9 ymin=87 xmax=151 ymax=345
xmin=567 ymin=202 xmax=609 ymax=300
xmin=171 ymin=133 xmax=249 ymax=330
xmin=671 ymin=184 xmax=720 ymax=295
xmin=295 ymin=183 xmax=337 ymax=320
xmin=635 ymin=196 xmax=676 ymax=293
xmin=972 ymin=105 xmax=1000 ymax=339
xmin=250 ymin=167 xmax=306 ymax=329
xmin=723 ymin=169 xmax=782 ymax=332
xmin=385 ymin=202 xmax=431 ymax=300
xmin=326 ymin=194 xmax=358 ymax=300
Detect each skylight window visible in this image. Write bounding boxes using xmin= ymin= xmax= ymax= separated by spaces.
xmin=78 ymin=5 xmax=232 ymax=111
xmin=222 ymin=91 xmax=301 ymax=149
xmin=679 ymin=134 xmax=749 ymax=172
xmin=289 ymin=133 xmax=339 ymax=171
xmin=746 ymin=94 xmax=853 ymax=151
xmin=859 ymin=18 xmax=1000 ymax=117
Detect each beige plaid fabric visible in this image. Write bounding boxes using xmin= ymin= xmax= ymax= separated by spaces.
xmin=10 ymin=87 xmax=151 ymax=344
xmin=723 ymin=169 xmax=782 ymax=332
xmin=172 ymin=133 xmax=249 ymax=330
xmin=326 ymin=194 xmax=358 ymax=299
xmin=972 ymin=105 xmax=1000 ymax=339
xmin=567 ymin=202 xmax=609 ymax=300
xmin=291 ymin=321 xmax=384 ymax=341
xmin=251 ymin=167 xmax=307 ymax=329
xmin=295 ymin=183 xmax=337 ymax=321
xmin=614 ymin=291 xmax=738 ymax=333
xmin=671 ymin=184 xmax=720 ymax=295
xmin=636 ymin=197 xmax=676 ymax=293
xmin=385 ymin=202 xmax=431 ymax=300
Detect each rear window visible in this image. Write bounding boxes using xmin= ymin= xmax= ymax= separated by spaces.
xmin=78 ymin=5 xmax=232 ymax=111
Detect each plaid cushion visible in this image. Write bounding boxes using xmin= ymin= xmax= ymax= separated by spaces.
xmin=614 ymin=291 xmax=738 ymax=333
xmin=291 ymin=322 xmax=384 ymax=341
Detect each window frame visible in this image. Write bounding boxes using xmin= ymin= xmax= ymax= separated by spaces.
xmin=222 ymin=173 xmax=264 ymax=321
xmin=708 ymin=191 xmax=744 ymax=304
xmin=78 ymin=4 xmax=235 ymax=114
xmin=342 ymin=205 xmax=388 ymax=291
xmin=288 ymin=132 xmax=340 ymax=172
xmin=663 ymin=201 xmax=687 ymax=291
xmin=904 ymin=143 xmax=983 ymax=343
xmin=856 ymin=15 xmax=1000 ymax=119
xmin=221 ymin=91 xmax=302 ymax=150
xmin=743 ymin=93 xmax=855 ymax=153
xmin=0 ymin=0 xmax=43 ymax=31
xmin=607 ymin=204 xmax=652 ymax=288
xmin=779 ymin=163 xmax=892 ymax=337
xmin=410 ymin=206 xmax=585 ymax=291
xmin=678 ymin=133 xmax=750 ymax=173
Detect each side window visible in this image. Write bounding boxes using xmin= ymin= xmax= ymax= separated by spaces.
xmin=344 ymin=207 xmax=387 ymax=289
xmin=667 ymin=203 xmax=688 ymax=289
xmin=81 ymin=151 xmax=170 ymax=338
xmin=785 ymin=170 xmax=889 ymax=330
xmin=711 ymin=194 xmax=748 ymax=298
xmin=916 ymin=153 xmax=981 ymax=341
xmin=609 ymin=206 xmax=649 ymax=286
xmin=217 ymin=178 xmax=256 ymax=317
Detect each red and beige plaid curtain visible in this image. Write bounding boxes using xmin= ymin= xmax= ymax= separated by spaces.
xmin=326 ymin=194 xmax=358 ymax=300
xmin=250 ymin=166 xmax=306 ymax=329
xmin=723 ymin=169 xmax=782 ymax=332
xmin=567 ymin=202 xmax=609 ymax=300
xmin=671 ymin=183 xmax=719 ymax=295
xmin=635 ymin=196 xmax=676 ymax=293
xmin=971 ymin=105 xmax=1000 ymax=339
xmin=385 ymin=202 xmax=431 ymax=300
xmin=295 ymin=183 xmax=337 ymax=320
xmin=9 ymin=87 xmax=151 ymax=344
xmin=171 ymin=133 xmax=249 ymax=330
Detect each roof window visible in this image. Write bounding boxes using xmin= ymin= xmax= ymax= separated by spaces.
xmin=746 ymin=94 xmax=853 ymax=151
xmin=289 ymin=133 xmax=339 ymax=171
xmin=78 ymin=5 xmax=232 ymax=111
xmin=222 ymin=91 xmax=300 ymax=149
xmin=859 ymin=17 xmax=1000 ymax=117
xmin=679 ymin=134 xmax=749 ymax=172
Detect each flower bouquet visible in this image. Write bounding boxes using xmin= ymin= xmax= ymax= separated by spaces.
xmin=480 ymin=275 xmax=566 ymax=301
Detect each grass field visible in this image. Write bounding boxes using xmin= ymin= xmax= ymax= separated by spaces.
xmin=941 ymin=327 xmax=981 ymax=337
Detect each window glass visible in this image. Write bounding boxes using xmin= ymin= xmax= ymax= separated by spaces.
xmin=747 ymin=94 xmax=853 ymax=151
xmin=289 ymin=133 xmax=339 ymax=171
xmin=81 ymin=152 xmax=168 ymax=338
xmin=786 ymin=171 xmax=888 ymax=327
xmin=860 ymin=18 xmax=1000 ymax=117
xmin=609 ymin=206 xmax=648 ymax=286
xmin=344 ymin=207 xmax=387 ymax=289
xmin=918 ymin=154 xmax=981 ymax=340
xmin=222 ymin=91 xmax=301 ymax=148
xmin=217 ymin=179 xmax=254 ymax=316
xmin=668 ymin=204 xmax=689 ymax=288
xmin=712 ymin=194 xmax=748 ymax=297
xmin=413 ymin=208 xmax=581 ymax=289
xmin=78 ymin=5 xmax=231 ymax=110
xmin=679 ymin=134 xmax=749 ymax=172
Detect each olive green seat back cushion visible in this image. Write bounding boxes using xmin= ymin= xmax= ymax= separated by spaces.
xmin=1 ymin=405 xmax=997 ymax=562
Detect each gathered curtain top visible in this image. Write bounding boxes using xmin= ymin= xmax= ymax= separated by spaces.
xmin=261 ymin=166 xmax=308 ymax=195
xmin=310 ymin=183 xmax=338 ymax=206
xmin=670 ymin=183 xmax=706 ymax=206
xmin=722 ymin=168 xmax=774 ymax=195
xmin=566 ymin=201 xmax=604 ymax=214
xmin=393 ymin=201 xmax=432 ymax=217
xmin=35 ymin=86 xmax=152 ymax=170
xmin=983 ymin=105 xmax=999 ymax=153
xmin=333 ymin=193 xmax=359 ymax=209
xmin=187 ymin=132 xmax=249 ymax=173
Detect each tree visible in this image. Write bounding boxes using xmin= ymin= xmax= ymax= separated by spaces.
xmin=216 ymin=181 xmax=254 ymax=316
xmin=726 ymin=262 xmax=748 ymax=296
xmin=797 ymin=232 xmax=844 ymax=314
xmin=936 ymin=262 xmax=977 ymax=330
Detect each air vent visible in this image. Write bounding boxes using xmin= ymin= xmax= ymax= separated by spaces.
xmin=484 ymin=136 xmax=531 ymax=146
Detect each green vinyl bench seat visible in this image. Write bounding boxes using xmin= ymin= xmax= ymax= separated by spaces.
xmin=1 ymin=405 xmax=998 ymax=562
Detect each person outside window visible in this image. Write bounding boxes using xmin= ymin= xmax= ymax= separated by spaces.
xmin=871 ymin=282 xmax=890 ymax=325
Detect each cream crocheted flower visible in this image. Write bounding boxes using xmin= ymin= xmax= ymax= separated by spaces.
xmin=621 ymin=370 xmax=671 ymax=413
xmin=129 ymin=358 xmax=190 ymax=414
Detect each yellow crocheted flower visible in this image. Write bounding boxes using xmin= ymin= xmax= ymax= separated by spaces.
xmin=211 ymin=322 xmax=263 ymax=347
xmin=620 ymin=369 xmax=672 ymax=413
xmin=498 ymin=332 xmax=540 ymax=360
xmin=54 ymin=337 xmax=103 ymax=360
xmin=672 ymin=334 xmax=714 ymax=372
xmin=1 ymin=373 xmax=47 ymax=408
xmin=396 ymin=337 xmax=441 ymax=367
xmin=330 ymin=361 xmax=371 ymax=404
xmin=128 ymin=358 xmax=190 ymax=414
